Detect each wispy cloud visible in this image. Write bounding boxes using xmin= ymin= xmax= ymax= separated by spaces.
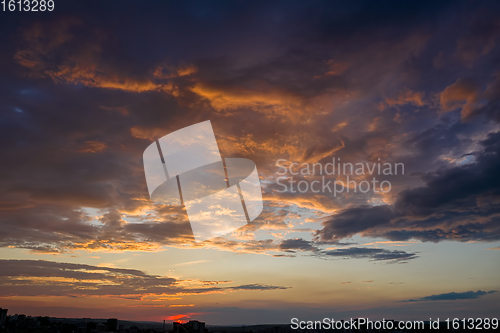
xmin=321 ymin=247 xmax=418 ymax=262
xmin=173 ymin=260 xmax=211 ymax=266
xmin=402 ymin=290 xmax=497 ymax=302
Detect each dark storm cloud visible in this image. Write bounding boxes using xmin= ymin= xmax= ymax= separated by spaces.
xmin=316 ymin=131 xmax=500 ymax=242
xmin=402 ymin=290 xmax=497 ymax=302
xmin=395 ymin=135 xmax=500 ymax=216
xmin=316 ymin=205 xmax=395 ymax=240
xmin=0 ymin=260 xmax=289 ymax=297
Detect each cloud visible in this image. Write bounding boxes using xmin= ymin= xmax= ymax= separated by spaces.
xmin=279 ymin=238 xmax=317 ymax=252
xmin=2 ymin=0 xmax=500 ymax=322
xmin=300 ymin=140 xmax=345 ymax=164
xmin=13 ymin=18 xmax=194 ymax=94
xmin=276 ymin=238 xmax=417 ymax=262
xmin=1 ymin=0 xmax=500 ymax=258
xmin=0 ymin=260 xmax=288 ymax=298
xmin=453 ymin=11 xmax=500 ymax=68
xmin=440 ymin=78 xmax=481 ymax=120
xmin=78 ymin=140 xmax=108 ymax=153
xmin=229 ymin=284 xmax=288 ymax=291
xmin=315 ymin=205 xmax=395 ymax=241
xmin=321 ymin=247 xmax=418 ymax=262
xmin=316 ymin=131 xmax=500 ymax=243
xmin=382 ymin=90 xmax=425 ymax=109
xmin=0 ymin=203 xmax=196 ymax=253
xmin=402 ymin=290 xmax=497 ymax=302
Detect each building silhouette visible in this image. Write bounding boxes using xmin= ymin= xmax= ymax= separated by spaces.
xmin=0 ymin=308 xmax=7 ymax=327
xmin=173 ymin=320 xmax=206 ymax=333
xmin=107 ymin=318 xmax=118 ymax=332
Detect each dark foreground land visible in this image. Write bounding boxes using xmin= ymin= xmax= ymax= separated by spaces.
xmin=0 ymin=316 xmax=498 ymax=333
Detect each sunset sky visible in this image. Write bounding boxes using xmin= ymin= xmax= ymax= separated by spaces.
xmin=0 ymin=0 xmax=499 ymax=325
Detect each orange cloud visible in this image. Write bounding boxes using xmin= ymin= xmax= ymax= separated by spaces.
xmin=14 ymin=19 xmax=191 ymax=93
xmin=190 ymin=80 xmax=348 ymax=123
xmin=439 ymin=78 xmax=480 ymax=120
xmin=385 ymin=90 xmax=425 ymax=107
xmin=78 ymin=141 xmax=108 ymax=153
xmin=154 ymin=64 xmax=198 ymax=79
xmin=68 ymin=240 xmax=164 ymax=252
xmin=167 ymin=314 xmax=190 ymax=321
xmin=191 ymin=82 xmax=303 ymax=115
xmin=130 ymin=126 xmax=171 ymax=141
xmin=379 ymin=90 xmax=425 ymax=111
xmin=265 ymin=193 xmax=338 ymax=214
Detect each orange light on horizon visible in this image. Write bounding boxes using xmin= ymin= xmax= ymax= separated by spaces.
xmin=168 ymin=314 xmax=189 ymax=321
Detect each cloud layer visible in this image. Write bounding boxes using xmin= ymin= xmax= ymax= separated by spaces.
xmin=403 ymin=290 xmax=498 ymax=302
xmin=0 ymin=260 xmax=288 ymax=298
xmin=0 ymin=0 xmax=499 ymax=272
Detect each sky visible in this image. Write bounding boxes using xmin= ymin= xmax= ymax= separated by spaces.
xmin=0 ymin=0 xmax=500 ymax=325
